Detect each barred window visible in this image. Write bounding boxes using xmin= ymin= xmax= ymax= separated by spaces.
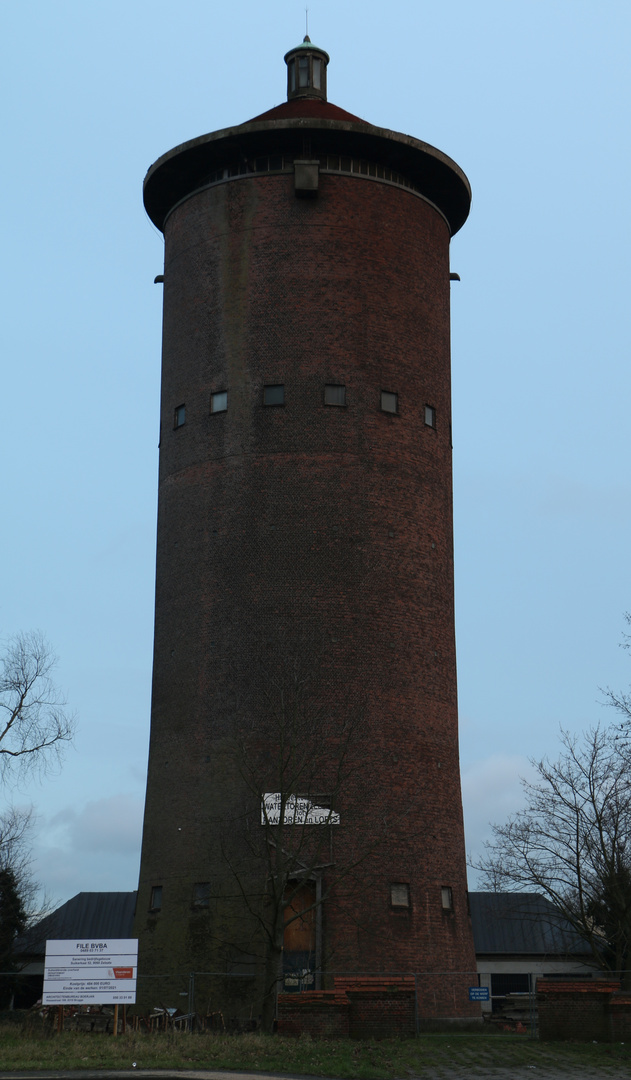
xmin=390 ymin=883 xmax=410 ymax=908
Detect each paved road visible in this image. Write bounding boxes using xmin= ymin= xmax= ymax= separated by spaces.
xmin=2 ymin=1068 xmax=631 ymax=1080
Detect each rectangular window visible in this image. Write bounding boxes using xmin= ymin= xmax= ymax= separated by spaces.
xmin=390 ymin=882 xmax=410 ymax=908
xmin=193 ymin=882 xmax=211 ymax=908
xmin=211 ymin=391 xmax=228 ymax=413
xmin=174 ymin=404 xmax=186 ymax=428
xmin=150 ymin=885 xmax=163 ymax=911
xmin=263 ymin=384 xmax=285 ymax=406
xmin=298 ymin=56 xmax=309 ymax=88
xmin=441 ymin=886 xmax=453 ymax=910
xmin=381 ymin=391 xmax=398 ymax=414
xmin=324 ymin=384 xmax=346 ymax=406
xmin=424 ymin=404 xmax=436 ymax=428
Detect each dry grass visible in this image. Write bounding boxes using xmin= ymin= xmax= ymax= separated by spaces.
xmin=1 ymin=1025 xmax=631 ymax=1077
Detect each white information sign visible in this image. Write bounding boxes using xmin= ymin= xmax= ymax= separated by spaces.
xmin=43 ymin=939 xmax=138 ymax=1005
xmin=261 ymin=793 xmax=340 ymax=826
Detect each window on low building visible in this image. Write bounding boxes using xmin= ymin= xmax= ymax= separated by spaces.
xmin=192 ymin=882 xmax=211 ymax=908
xmin=211 ymin=391 xmax=228 ymax=413
xmin=150 ymin=885 xmax=163 ymax=911
xmin=263 ymin=384 xmax=285 ymax=406
xmin=424 ymin=404 xmax=436 ymax=428
xmin=174 ymin=404 xmax=186 ymax=428
xmin=324 ymin=384 xmax=346 ymax=406
xmin=381 ymin=391 xmax=398 ymax=414
xmin=390 ymin=882 xmax=410 ymax=909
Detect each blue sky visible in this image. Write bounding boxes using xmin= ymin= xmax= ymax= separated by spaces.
xmin=2 ymin=0 xmax=630 ymax=906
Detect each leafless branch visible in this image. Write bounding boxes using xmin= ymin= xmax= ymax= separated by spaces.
xmin=0 ymin=631 xmax=75 ymax=784
xmin=472 ymin=724 xmax=631 ymax=983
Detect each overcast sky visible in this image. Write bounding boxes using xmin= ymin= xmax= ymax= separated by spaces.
xmin=2 ymin=0 xmax=630 ymax=907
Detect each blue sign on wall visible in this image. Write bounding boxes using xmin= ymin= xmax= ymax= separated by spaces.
xmin=469 ymin=986 xmax=490 ymax=1001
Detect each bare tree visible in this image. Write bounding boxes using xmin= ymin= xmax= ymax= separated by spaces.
xmin=214 ymin=649 xmax=394 ymax=1032
xmin=0 ymin=632 xmax=75 ymax=784
xmin=473 ymin=725 xmax=631 ymax=987
xmin=0 ymin=632 xmax=74 ymax=978
xmin=603 ymin=612 xmax=631 ymax=729
xmin=0 ymin=806 xmax=52 ymax=1005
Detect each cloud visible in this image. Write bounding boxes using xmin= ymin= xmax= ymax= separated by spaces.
xmin=29 ymin=794 xmax=144 ymax=905
xmin=48 ymin=793 xmax=143 ymax=855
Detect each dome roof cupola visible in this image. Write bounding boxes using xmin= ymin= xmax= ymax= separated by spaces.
xmin=284 ymin=36 xmax=330 ymax=102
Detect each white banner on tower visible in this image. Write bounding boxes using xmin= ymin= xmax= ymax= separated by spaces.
xmin=261 ymin=793 xmax=340 ymax=825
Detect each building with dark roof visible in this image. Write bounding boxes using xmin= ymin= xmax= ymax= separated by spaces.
xmin=470 ymin=892 xmax=598 ymax=1012
xmin=13 ymin=890 xmax=601 ymax=1014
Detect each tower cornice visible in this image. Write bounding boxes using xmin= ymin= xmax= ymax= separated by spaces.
xmin=143 ymin=115 xmax=471 ymax=236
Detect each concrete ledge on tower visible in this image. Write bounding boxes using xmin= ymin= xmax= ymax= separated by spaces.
xmin=294 ymin=159 xmax=320 ymax=196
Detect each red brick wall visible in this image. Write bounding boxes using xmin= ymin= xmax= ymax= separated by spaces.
xmin=278 ymin=992 xmax=350 ymax=1038
xmin=136 ymin=164 xmax=476 ymax=1010
xmin=537 ymin=981 xmax=619 ymax=1041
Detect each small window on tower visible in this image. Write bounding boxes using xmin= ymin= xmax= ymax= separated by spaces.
xmin=174 ymin=404 xmax=186 ymax=429
xmin=441 ymin=886 xmax=453 ymax=911
xmin=263 ymin=384 xmax=285 ymax=406
xmin=192 ymin=882 xmax=211 ymax=908
xmin=381 ymin=391 xmax=398 ymax=414
xmin=390 ymin=882 xmax=410 ymax=909
xmin=211 ymin=391 xmax=228 ymax=414
xmin=149 ymin=885 xmax=163 ymax=912
xmin=424 ymin=405 xmax=436 ymax=428
xmin=324 ymin=384 xmax=346 ymax=407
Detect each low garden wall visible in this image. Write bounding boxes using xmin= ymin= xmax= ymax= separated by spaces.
xmin=537 ymin=980 xmax=631 ymax=1041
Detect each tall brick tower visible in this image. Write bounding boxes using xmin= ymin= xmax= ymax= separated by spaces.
xmin=136 ymin=38 xmax=477 ymax=1024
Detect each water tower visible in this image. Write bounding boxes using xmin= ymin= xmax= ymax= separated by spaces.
xmin=136 ymin=38 xmax=477 ymax=1024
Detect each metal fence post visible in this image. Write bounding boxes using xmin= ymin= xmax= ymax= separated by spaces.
xmin=188 ymin=971 xmax=195 ymax=1029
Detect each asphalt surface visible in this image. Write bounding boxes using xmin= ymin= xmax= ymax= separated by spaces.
xmin=2 ymin=1068 xmax=631 ymax=1080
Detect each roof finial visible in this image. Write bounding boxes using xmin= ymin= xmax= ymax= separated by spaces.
xmin=305 ymin=7 xmax=309 ymax=38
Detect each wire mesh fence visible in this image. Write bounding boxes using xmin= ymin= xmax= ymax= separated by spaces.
xmin=1 ymin=966 xmax=550 ymax=1036
xmin=4 ymin=965 xmax=618 ymax=1039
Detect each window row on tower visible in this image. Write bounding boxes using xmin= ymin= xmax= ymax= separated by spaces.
xmin=173 ymin=388 xmax=437 ymax=429
xmin=149 ymin=881 xmax=454 ymax=914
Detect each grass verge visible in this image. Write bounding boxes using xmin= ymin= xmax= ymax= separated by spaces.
xmin=1 ymin=1027 xmax=631 ymax=1077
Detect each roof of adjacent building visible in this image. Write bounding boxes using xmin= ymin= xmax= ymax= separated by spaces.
xmin=469 ymin=892 xmax=592 ymax=957
xmin=20 ymin=890 xmax=589 ymax=962
xmin=16 ymin=891 xmax=136 ymax=956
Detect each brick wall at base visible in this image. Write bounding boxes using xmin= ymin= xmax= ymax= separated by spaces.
xmin=277 ymin=992 xmax=349 ymax=1038
xmin=537 ymin=980 xmax=620 ymax=1041
xmin=347 ymin=987 xmax=415 ymax=1039
xmin=278 ymin=983 xmax=416 ymax=1039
